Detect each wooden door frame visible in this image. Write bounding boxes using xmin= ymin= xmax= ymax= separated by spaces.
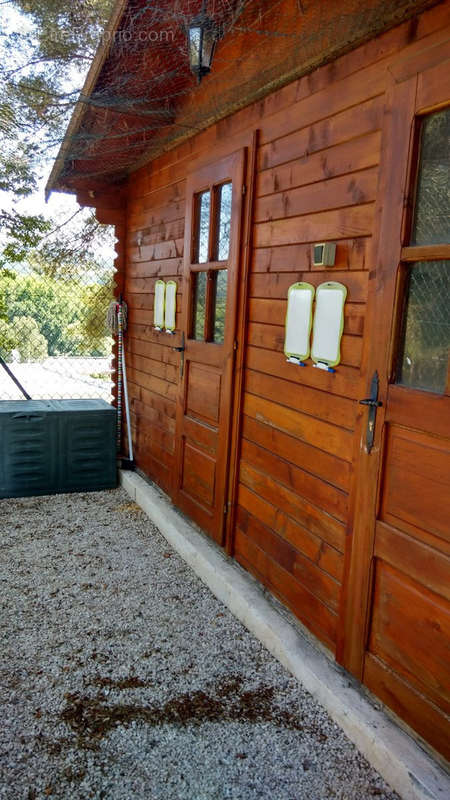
xmin=338 ymin=53 xmax=450 ymax=677
xmin=225 ymin=129 xmax=259 ymax=555
xmin=174 ymin=145 xmax=247 ymax=544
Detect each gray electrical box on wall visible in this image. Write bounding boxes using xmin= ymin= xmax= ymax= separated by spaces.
xmin=313 ymin=242 xmax=336 ymax=267
xmin=0 ymin=399 xmax=117 ymax=499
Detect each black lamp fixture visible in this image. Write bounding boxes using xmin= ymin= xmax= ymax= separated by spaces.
xmin=188 ymin=0 xmax=217 ymax=83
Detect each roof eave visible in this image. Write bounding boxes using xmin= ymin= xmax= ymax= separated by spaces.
xmin=45 ymin=0 xmax=129 ymax=201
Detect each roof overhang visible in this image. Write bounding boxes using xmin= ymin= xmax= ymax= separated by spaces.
xmin=46 ymin=0 xmax=441 ymax=200
xmin=45 ymin=0 xmax=129 ymax=200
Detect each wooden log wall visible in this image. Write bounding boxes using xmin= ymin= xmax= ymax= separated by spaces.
xmin=123 ymin=3 xmax=450 ymax=656
xmin=125 ymin=178 xmax=185 ymax=492
xmin=234 ymin=75 xmax=378 ymax=653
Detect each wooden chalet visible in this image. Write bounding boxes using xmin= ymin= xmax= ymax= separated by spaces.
xmin=47 ymin=0 xmax=450 ymax=762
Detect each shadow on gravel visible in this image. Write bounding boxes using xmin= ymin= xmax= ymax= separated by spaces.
xmin=60 ymin=675 xmax=313 ymax=749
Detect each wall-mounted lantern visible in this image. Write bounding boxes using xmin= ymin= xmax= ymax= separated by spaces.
xmin=188 ymin=1 xmax=217 ymax=83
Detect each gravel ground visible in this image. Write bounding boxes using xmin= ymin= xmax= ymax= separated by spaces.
xmin=0 ymin=488 xmax=399 ymax=800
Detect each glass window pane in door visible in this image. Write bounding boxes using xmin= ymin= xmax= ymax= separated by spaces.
xmin=192 ymin=271 xmax=207 ymax=340
xmin=215 ymin=182 xmax=232 ymax=261
xmin=195 ymin=191 xmax=210 ymax=263
xmin=396 ymin=260 xmax=450 ymax=394
xmin=411 ymin=108 xmax=450 ymax=245
xmin=212 ymin=269 xmax=228 ymax=343
xmin=188 ymin=26 xmax=201 ymax=67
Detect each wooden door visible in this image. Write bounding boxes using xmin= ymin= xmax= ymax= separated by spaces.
xmin=342 ymin=59 xmax=450 ymax=758
xmin=175 ymin=150 xmax=245 ymax=544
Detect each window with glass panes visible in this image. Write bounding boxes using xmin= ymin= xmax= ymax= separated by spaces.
xmin=190 ymin=181 xmax=232 ymax=344
xmin=395 ymin=107 xmax=450 ymax=395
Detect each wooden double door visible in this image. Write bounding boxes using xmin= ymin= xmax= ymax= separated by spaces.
xmin=343 ymin=55 xmax=450 ymax=758
xmin=174 ymin=150 xmax=245 ymax=545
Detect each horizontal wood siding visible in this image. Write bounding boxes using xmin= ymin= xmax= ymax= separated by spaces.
xmin=123 ymin=4 xmax=446 ymax=656
xmin=125 ymin=181 xmax=185 ymax=495
xmin=233 ymin=47 xmax=384 ymax=652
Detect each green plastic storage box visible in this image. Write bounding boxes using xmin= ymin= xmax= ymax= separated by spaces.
xmin=0 ymin=399 xmax=117 ymax=498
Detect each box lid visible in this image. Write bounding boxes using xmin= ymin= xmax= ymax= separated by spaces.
xmin=0 ymin=399 xmax=115 ymax=414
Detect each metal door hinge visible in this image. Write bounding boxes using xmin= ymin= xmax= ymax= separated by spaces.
xmin=233 ymin=340 xmax=238 ymax=351
xmin=242 ymin=185 xmax=246 ymax=196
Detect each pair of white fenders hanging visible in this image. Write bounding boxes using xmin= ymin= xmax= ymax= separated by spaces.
xmin=284 ymin=281 xmax=347 ymax=373
xmin=154 ymin=279 xmax=177 ymax=332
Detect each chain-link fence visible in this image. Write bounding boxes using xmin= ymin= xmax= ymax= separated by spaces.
xmin=0 ymin=259 xmax=115 ymax=402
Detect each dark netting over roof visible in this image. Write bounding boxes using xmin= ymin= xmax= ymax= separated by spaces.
xmin=47 ymin=0 xmax=440 ymax=196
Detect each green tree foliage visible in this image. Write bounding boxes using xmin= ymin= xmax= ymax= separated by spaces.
xmin=3 ymin=273 xmax=80 ymax=355
xmin=32 ymin=209 xmax=116 ymax=277
xmin=0 ymin=269 xmax=113 ymax=360
xmin=77 ymin=281 xmax=114 ymax=355
xmin=0 ymin=319 xmax=19 ymax=358
xmin=13 ymin=1 xmax=113 ymax=59
xmin=0 ymin=1 xmax=115 ymax=264
xmin=0 ymin=211 xmax=51 ymax=266
xmin=0 ymin=139 xmax=40 ymax=198
xmin=0 ymin=1 xmax=116 ymax=382
xmin=3 ymin=0 xmax=113 ymax=138
xmin=6 ymin=314 xmax=49 ymax=361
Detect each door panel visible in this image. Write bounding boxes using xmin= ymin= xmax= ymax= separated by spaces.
xmin=186 ymin=363 xmax=222 ymax=424
xmin=342 ymin=53 xmax=450 ymax=759
xmin=379 ymin=424 xmax=450 ymax=543
xmin=368 ymin=561 xmax=450 ymax=712
xmin=374 ymin=521 xmax=450 ymax=598
xmin=387 ymin=384 xmax=450 ymax=438
xmin=364 ymin=101 xmax=450 ymax=756
xmin=364 ymin=653 xmax=450 ymax=759
xmin=175 ymin=150 xmax=245 ymax=544
xmin=181 ymin=441 xmax=216 ymax=507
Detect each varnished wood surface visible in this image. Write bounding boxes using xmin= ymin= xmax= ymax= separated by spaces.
xmin=174 ymin=149 xmax=245 ymax=544
xmin=117 ymin=2 xmax=450 ymax=757
xmin=338 ymin=19 xmax=450 ymax=760
xmin=364 ymin=653 xmax=450 ymax=761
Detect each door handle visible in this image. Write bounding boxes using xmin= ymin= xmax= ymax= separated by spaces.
xmin=172 ymin=332 xmax=185 ymax=379
xmin=359 ymin=370 xmax=383 ymax=454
